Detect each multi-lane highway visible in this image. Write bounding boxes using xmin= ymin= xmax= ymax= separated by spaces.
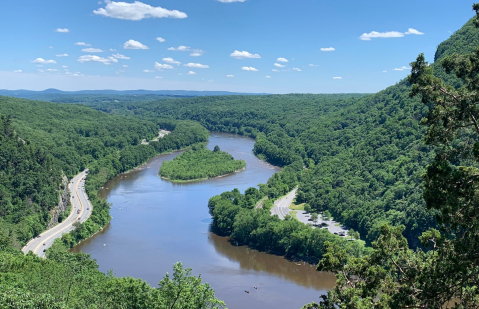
xmin=270 ymin=188 xmax=297 ymax=219
xmin=22 ymin=170 xmax=93 ymax=258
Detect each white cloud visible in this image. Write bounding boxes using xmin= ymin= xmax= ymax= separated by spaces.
xmin=394 ymin=66 xmax=410 ymax=71
xmin=163 ymin=57 xmax=181 ymax=65
xmin=274 ymin=63 xmax=285 ymax=68
xmin=154 ymin=62 xmax=174 ymax=70
xmin=226 ymin=74 xmax=234 ymax=77
xmin=123 ymin=39 xmax=149 ymax=49
xmin=77 ymin=55 xmax=118 ymax=65
xmin=360 ymin=28 xmax=424 ymax=41
xmin=272 ymin=69 xmax=280 ymax=72
xmin=93 ymin=1 xmax=187 ymax=20
xmin=14 ymin=70 xmax=22 ymax=73
xmin=309 ymin=64 xmax=318 ymax=67
xmin=405 ymin=28 xmax=424 ymax=35
xmin=216 ymin=0 xmax=247 ymax=2
xmin=187 ymin=71 xmax=196 ymax=75
xmin=383 ymin=70 xmax=387 ymax=73
xmin=333 ymin=76 xmax=342 ymax=79
xmin=190 ymin=49 xmax=204 ymax=57
xmin=82 ymin=48 xmax=104 ymax=53
xmin=112 ymin=53 xmax=130 ymax=59
xmin=143 ymin=69 xmax=154 ymax=73
xmin=184 ymin=63 xmax=209 ymax=68
xmin=320 ymin=47 xmax=335 ymax=52
xmin=62 ymin=65 xmax=68 ymax=68
xmin=277 ymin=57 xmax=288 ymax=62
xmin=56 ymin=54 xmax=69 ymax=57
xmin=55 ymin=28 xmax=69 ymax=33
xmin=265 ymin=75 xmax=271 ymax=78
xmin=49 ymin=46 xmax=53 ymax=49
xmin=116 ymin=69 xmax=125 ymax=74
xmin=292 ymin=68 xmax=302 ymax=72
xmin=75 ymin=42 xmax=91 ymax=46
xmin=110 ymin=48 xmax=117 ymax=51
xmin=168 ymin=45 xmax=190 ymax=51
xmin=31 ymin=58 xmax=57 ymax=64
xmin=156 ymin=37 xmax=166 ymax=43
xmin=46 ymin=69 xmax=59 ymax=72
xmin=123 ymin=65 xmax=129 ymax=67
xmin=230 ymin=50 xmax=261 ymax=59
xmin=242 ymin=66 xmax=258 ymax=71
xmin=155 ymin=76 xmax=163 ymax=79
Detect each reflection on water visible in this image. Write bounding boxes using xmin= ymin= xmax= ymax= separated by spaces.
xmin=73 ymin=133 xmax=334 ymax=309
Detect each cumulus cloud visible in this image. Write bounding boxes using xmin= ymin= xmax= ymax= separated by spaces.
xmin=272 ymin=69 xmax=280 ymax=72
xmin=75 ymin=42 xmax=91 ymax=46
xmin=112 ymin=53 xmax=130 ymax=59
xmin=405 ymin=28 xmax=424 ymax=35
xmin=309 ymin=64 xmax=318 ymax=67
xmin=156 ymin=37 xmax=166 ymax=43
xmin=110 ymin=48 xmax=117 ymax=51
xmin=163 ymin=57 xmax=181 ymax=65
xmin=230 ymin=50 xmax=261 ymax=59
xmin=168 ymin=45 xmax=190 ymax=51
xmin=62 ymin=65 xmax=68 ymax=68
xmin=320 ymin=47 xmax=335 ymax=52
xmin=56 ymin=54 xmax=69 ymax=57
xmin=154 ymin=62 xmax=174 ymax=70
xmin=187 ymin=71 xmax=196 ymax=75
xmin=31 ymin=58 xmax=57 ymax=64
xmin=292 ymin=68 xmax=302 ymax=72
xmin=123 ymin=39 xmax=149 ymax=49
xmin=274 ymin=63 xmax=285 ymax=68
xmin=184 ymin=63 xmax=209 ymax=68
xmin=77 ymin=55 xmax=118 ymax=65
xmin=265 ymin=76 xmax=271 ymax=78
xmin=277 ymin=57 xmax=288 ymax=62
xmin=143 ymin=69 xmax=154 ymax=73
xmin=82 ymin=48 xmax=104 ymax=53
xmin=383 ymin=70 xmax=387 ymax=73
xmin=333 ymin=76 xmax=342 ymax=79
xmin=394 ymin=66 xmax=410 ymax=71
xmin=242 ymin=66 xmax=258 ymax=71
xmin=123 ymin=65 xmax=129 ymax=67
xmin=46 ymin=69 xmax=59 ymax=72
xmin=226 ymin=74 xmax=234 ymax=77
xmin=14 ymin=70 xmax=22 ymax=73
xmin=216 ymin=0 xmax=246 ymax=2
xmin=55 ymin=28 xmax=69 ymax=33
xmin=93 ymin=1 xmax=187 ymax=20
xmin=360 ymin=28 xmax=424 ymax=41
xmin=190 ymin=49 xmax=204 ymax=57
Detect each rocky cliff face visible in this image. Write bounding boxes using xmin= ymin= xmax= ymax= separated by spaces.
xmin=47 ymin=175 xmax=70 ymax=229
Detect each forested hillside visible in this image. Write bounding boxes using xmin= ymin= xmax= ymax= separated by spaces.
xmin=0 ymin=96 xmax=209 ymax=248
xmin=72 ymin=18 xmax=479 ymax=248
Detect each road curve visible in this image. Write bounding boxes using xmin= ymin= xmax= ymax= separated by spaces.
xmin=22 ymin=170 xmax=93 ymax=258
xmin=270 ymin=188 xmax=297 ymax=219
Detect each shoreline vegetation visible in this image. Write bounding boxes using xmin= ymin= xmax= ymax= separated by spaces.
xmin=159 ymin=144 xmax=246 ymax=182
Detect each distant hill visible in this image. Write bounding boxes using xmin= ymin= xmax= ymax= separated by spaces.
xmin=0 ymin=89 xmax=269 ymax=102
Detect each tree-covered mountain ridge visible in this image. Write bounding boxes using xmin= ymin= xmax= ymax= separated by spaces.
xmin=79 ymin=16 xmax=479 ymax=248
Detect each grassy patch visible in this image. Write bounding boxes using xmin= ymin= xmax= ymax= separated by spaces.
xmin=290 ymin=210 xmax=298 ymax=220
xmin=289 ymin=202 xmax=305 ymax=211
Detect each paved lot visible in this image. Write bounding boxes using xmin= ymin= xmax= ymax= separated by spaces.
xmin=271 ymin=188 xmax=349 ymax=237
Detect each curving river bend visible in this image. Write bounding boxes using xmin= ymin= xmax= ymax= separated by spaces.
xmin=73 ymin=132 xmax=335 ymax=309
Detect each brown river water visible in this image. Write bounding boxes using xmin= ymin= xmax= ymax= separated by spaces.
xmin=73 ymin=132 xmax=336 ymax=309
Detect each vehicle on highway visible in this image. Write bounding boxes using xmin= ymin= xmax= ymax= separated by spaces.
xmin=77 ymin=209 xmax=80 ymax=214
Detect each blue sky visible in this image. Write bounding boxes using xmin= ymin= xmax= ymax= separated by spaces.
xmin=0 ymin=0 xmax=475 ymax=93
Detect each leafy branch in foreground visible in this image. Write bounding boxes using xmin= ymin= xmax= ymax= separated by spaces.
xmin=303 ymin=4 xmax=479 ymax=309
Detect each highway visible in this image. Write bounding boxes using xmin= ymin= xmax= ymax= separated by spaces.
xmin=270 ymin=188 xmax=297 ymax=219
xmin=22 ymin=170 xmax=93 ymax=258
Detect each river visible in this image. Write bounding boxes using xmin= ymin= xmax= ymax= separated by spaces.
xmin=73 ymin=132 xmax=336 ymax=309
